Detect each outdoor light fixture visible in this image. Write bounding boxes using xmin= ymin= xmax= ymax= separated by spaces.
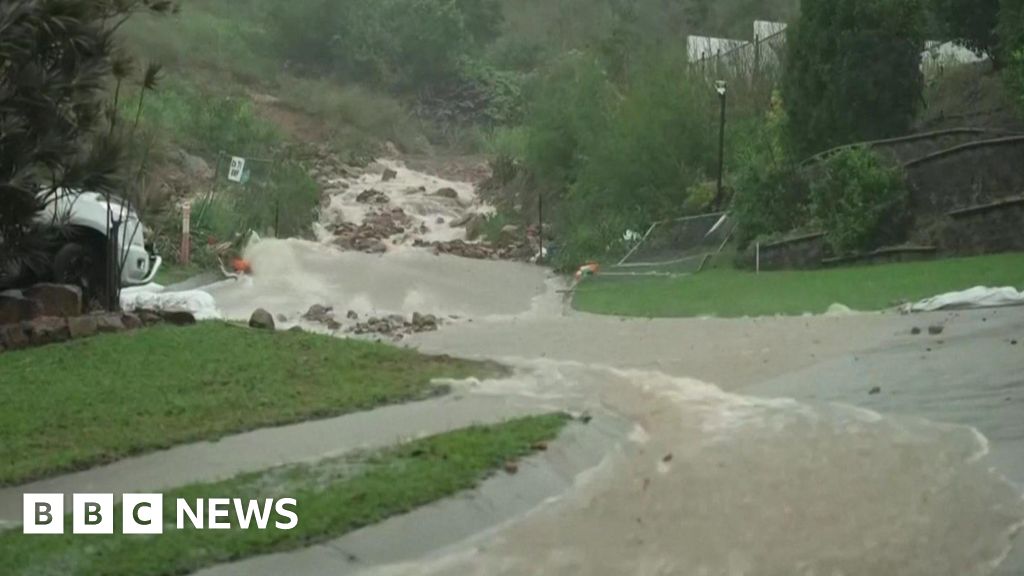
xmin=714 ymin=80 xmax=728 ymax=208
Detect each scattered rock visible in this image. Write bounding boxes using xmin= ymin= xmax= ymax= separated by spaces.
xmin=0 ymin=293 xmax=41 ymax=325
xmin=249 ymin=308 xmax=276 ymax=330
xmin=349 ymin=312 xmax=444 ymax=338
xmin=288 ymin=326 xmax=305 ymax=333
xmin=504 ymin=461 xmax=519 ymax=475
xmin=303 ymin=304 xmax=334 ymax=323
xmin=356 ymin=189 xmax=388 ymax=204
xmin=928 ymin=325 xmax=945 ymax=336
xmin=531 ymin=442 xmax=549 ymax=451
xmin=432 ymin=187 xmax=458 ymax=199
xmin=326 ymin=319 xmax=342 ymax=331
xmin=910 ymin=327 xmax=922 ymax=335
xmin=413 ymin=238 xmax=535 ymax=262
xmin=869 ymin=386 xmax=882 ymax=395
xmin=67 ymin=316 xmax=99 ymax=339
xmin=382 ymin=168 xmax=398 ymax=182
xmin=24 ymin=284 xmax=82 ymax=317
xmin=1012 ymin=339 xmax=1019 ymax=346
xmin=435 ymin=217 xmax=445 ymax=225
xmin=662 ymin=453 xmax=674 ymax=463
xmin=275 ymin=313 xmax=288 ymax=323
xmin=347 ymin=310 xmax=359 ymax=320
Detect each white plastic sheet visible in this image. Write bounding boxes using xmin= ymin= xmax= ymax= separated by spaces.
xmin=121 ymin=286 xmax=222 ymax=320
xmin=905 ymin=286 xmax=1024 ymax=313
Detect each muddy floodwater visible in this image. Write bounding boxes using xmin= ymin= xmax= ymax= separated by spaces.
xmin=203 ymin=160 xmax=1024 ymax=576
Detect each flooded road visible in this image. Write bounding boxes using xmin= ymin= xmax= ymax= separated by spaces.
xmin=204 ymin=159 xmax=1024 ymax=575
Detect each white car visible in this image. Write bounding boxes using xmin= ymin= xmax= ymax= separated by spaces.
xmin=35 ymin=190 xmax=162 ymax=298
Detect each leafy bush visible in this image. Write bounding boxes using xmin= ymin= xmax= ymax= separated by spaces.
xmin=731 ymin=94 xmax=810 ymax=247
xmin=784 ymin=0 xmax=926 ymax=156
xmin=809 ymin=148 xmax=910 ymax=254
xmin=1001 ymin=0 xmax=1024 ymax=107
xmin=928 ymin=0 xmax=1000 ymax=58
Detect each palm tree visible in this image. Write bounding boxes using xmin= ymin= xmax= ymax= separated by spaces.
xmin=0 ymin=0 xmax=174 ymax=299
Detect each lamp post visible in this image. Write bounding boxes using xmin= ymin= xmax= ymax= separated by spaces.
xmin=714 ymin=80 xmax=728 ymax=210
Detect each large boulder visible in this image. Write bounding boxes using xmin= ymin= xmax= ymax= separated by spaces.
xmin=249 ymin=308 xmax=276 ymax=330
xmin=382 ymin=168 xmax=398 ymax=182
xmin=356 ymin=189 xmax=388 ymax=204
xmin=24 ymin=284 xmax=82 ymax=317
xmin=465 ymin=214 xmax=487 ymax=241
xmin=0 ymin=293 xmax=41 ymax=326
xmin=93 ymin=313 xmax=125 ymax=333
xmin=303 ymin=304 xmax=334 ymax=323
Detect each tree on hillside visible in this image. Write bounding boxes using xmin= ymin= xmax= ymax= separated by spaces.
xmin=783 ymin=0 xmax=925 ymax=156
xmin=1001 ymin=0 xmax=1024 ymax=105
xmin=0 ymin=0 xmax=172 ymax=290
xmin=928 ymin=0 xmax=1001 ymax=59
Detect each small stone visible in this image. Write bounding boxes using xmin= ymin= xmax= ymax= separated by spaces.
xmin=326 ymin=319 xmax=342 ymax=331
xmin=382 ymin=168 xmax=398 ymax=182
xmin=662 ymin=453 xmax=674 ymax=463
xmin=249 ymin=308 xmax=276 ymax=330
xmin=928 ymin=325 xmax=945 ymax=335
xmin=436 ymin=217 xmax=445 ymax=225
xmin=869 ymin=386 xmax=882 ymax=395
xmin=94 ymin=313 xmax=125 ymax=333
xmin=275 ymin=313 xmax=288 ymax=323
xmin=910 ymin=327 xmax=922 ymax=335
xmin=531 ymin=442 xmax=549 ymax=451
xmin=67 ymin=316 xmax=98 ymax=339
xmin=1012 ymin=340 xmax=1019 ymax=346
xmin=504 ymin=461 xmax=519 ymax=475
xmin=433 ymin=187 xmax=458 ymax=199
xmin=346 ymin=310 xmax=359 ymax=320
xmin=121 ymin=313 xmax=143 ymax=331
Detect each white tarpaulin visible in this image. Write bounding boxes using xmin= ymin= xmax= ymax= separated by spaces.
xmin=121 ymin=286 xmax=222 ymax=320
xmin=905 ymin=286 xmax=1024 ymax=313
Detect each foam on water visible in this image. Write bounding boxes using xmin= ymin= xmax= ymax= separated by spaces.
xmin=362 ymin=360 xmax=1024 ymax=576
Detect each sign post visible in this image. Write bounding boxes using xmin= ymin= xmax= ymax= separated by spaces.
xmin=228 ymin=156 xmax=246 ymax=183
xmin=181 ymin=202 xmax=191 ymax=266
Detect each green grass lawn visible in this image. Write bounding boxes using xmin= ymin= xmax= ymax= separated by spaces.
xmin=0 ymin=323 xmax=501 ymax=486
xmin=0 ymin=414 xmax=569 ymax=576
xmin=573 ymin=252 xmax=1024 ymax=318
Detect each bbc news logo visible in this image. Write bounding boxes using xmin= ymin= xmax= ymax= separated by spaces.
xmin=23 ymin=494 xmax=298 ymax=535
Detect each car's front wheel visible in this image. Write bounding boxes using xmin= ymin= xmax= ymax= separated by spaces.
xmin=53 ymin=241 xmax=108 ymax=309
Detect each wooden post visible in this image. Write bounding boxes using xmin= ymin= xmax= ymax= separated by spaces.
xmin=181 ymin=201 xmax=191 ymax=266
xmin=756 ymin=242 xmax=761 ymax=274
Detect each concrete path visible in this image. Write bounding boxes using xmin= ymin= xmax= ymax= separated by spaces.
xmin=193 ymin=413 xmax=630 ymax=576
xmin=0 ymin=392 xmax=548 ymax=529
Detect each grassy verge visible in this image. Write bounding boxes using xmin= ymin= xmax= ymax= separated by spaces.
xmin=0 ymin=413 xmax=569 ymax=576
xmin=573 ymin=252 xmax=1024 ymax=318
xmin=0 ymin=323 xmax=501 ymax=486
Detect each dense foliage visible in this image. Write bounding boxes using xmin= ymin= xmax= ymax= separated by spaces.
xmin=731 ymin=94 xmax=809 ymax=248
xmin=929 ymin=0 xmax=1001 ymax=58
xmin=783 ymin=0 xmax=925 ymax=157
xmin=0 ymin=0 xmax=172 ymax=289
xmin=810 ymin=147 xmax=910 ymax=254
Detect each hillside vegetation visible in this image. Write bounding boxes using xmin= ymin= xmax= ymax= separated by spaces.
xmin=34 ymin=0 xmax=1024 ymax=275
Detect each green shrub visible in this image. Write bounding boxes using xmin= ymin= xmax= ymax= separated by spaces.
xmin=810 ymin=147 xmax=910 ymax=254
xmin=731 ymin=95 xmax=810 ymax=247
